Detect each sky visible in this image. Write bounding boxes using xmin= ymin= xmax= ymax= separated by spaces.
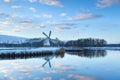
xmin=0 ymin=0 xmax=120 ymax=43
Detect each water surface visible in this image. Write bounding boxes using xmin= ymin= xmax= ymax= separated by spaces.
xmin=0 ymin=50 xmax=120 ymax=80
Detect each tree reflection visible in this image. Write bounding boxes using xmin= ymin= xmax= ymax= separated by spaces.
xmin=66 ymin=50 xmax=107 ymax=58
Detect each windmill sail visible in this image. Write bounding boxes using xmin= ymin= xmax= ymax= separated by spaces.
xmin=49 ymin=31 xmax=51 ymax=37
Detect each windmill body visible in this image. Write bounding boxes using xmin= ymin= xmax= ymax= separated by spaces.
xmin=43 ymin=31 xmax=52 ymax=47
xmin=44 ymin=38 xmax=50 ymax=46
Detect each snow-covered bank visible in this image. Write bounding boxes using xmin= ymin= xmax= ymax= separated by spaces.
xmin=0 ymin=47 xmax=62 ymax=54
xmin=84 ymin=47 xmax=120 ymax=50
xmin=0 ymin=47 xmax=29 ymax=50
xmin=0 ymin=47 xmax=120 ymax=54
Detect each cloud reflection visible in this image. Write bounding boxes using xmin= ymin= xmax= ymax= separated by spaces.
xmin=54 ymin=62 xmax=74 ymax=70
xmin=18 ymin=70 xmax=32 ymax=74
xmin=42 ymin=77 xmax=52 ymax=80
xmin=68 ymin=74 xmax=96 ymax=80
xmin=0 ymin=69 xmax=12 ymax=74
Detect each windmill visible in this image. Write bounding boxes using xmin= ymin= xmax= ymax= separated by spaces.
xmin=42 ymin=31 xmax=52 ymax=47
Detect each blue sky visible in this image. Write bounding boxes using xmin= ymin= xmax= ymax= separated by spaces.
xmin=0 ymin=0 xmax=120 ymax=43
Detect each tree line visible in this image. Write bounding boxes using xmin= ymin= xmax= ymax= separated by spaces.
xmin=65 ymin=38 xmax=107 ymax=47
xmin=0 ymin=38 xmax=107 ymax=47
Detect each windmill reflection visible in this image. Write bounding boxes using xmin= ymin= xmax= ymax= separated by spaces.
xmin=66 ymin=50 xmax=107 ymax=58
xmin=42 ymin=54 xmax=53 ymax=68
xmin=42 ymin=48 xmax=65 ymax=68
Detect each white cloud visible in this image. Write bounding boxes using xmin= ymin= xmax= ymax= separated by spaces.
xmin=19 ymin=20 xmax=32 ymax=24
xmin=59 ymin=78 xmax=66 ymax=80
xmin=11 ymin=14 xmax=23 ymax=18
xmin=43 ymin=13 xmax=52 ymax=18
xmin=11 ymin=26 xmax=40 ymax=32
xmin=28 ymin=0 xmax=37 ymax=3
xmin=15 ymin=26 xmax=26 ymax=29
xmin=39 ymin=0 xmax=63 ymax=7
xmin=0 ymin=13 xmax=8 ymax=17
xmin=0 ymin=30 xmax=9 ymax=33
xmin=96 ymin=0 xmax=120 ymax=8
xmin=12 ymin=28 xmax=21 ymax=32
xmin=60 ymin=13 xmax=67 ymax=17
xmin=39 ymin=24 xmax=46 ymax=28
xmin=69 ymin=13 xmax=102 ymax=21
xmin=29 ymin=7 xmax=36 ymax=12
xmin=0 ymin=13 xmax=5 ymax=16
xmin=11 ymin=26 xmax=25 ymax=32
xmin=8 ymin=77 xmax=16 ymax=80
xmin=54 ymin=23 xmax=77 ymax=31
xmin=42 ymin=77 xmax=52 ymax=80
xmin=46 ymin=21 xmax=57 ymax=24
xmin=1 ymin=21 xmax=13 ymax=25
xmin=3 ymin=0 xmax=12 ymax=2
xmin=34 ymin=14 xmax=41 ymax=18
xmin=12 ymin=5 xmax=21 ymax=9
xmin=55 ymin=26 xmax=71 ymax=31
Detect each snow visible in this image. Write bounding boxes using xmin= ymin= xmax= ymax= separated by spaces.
xmin=0 ymin=47 xmax=120 ymax=54
xmin=84 ymin=47 xmax=120 ymax=50
xmin=0 ymin=34 xmax=27 ymax=43
xmin=0 ymin=47 xmax=62 ymax=54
